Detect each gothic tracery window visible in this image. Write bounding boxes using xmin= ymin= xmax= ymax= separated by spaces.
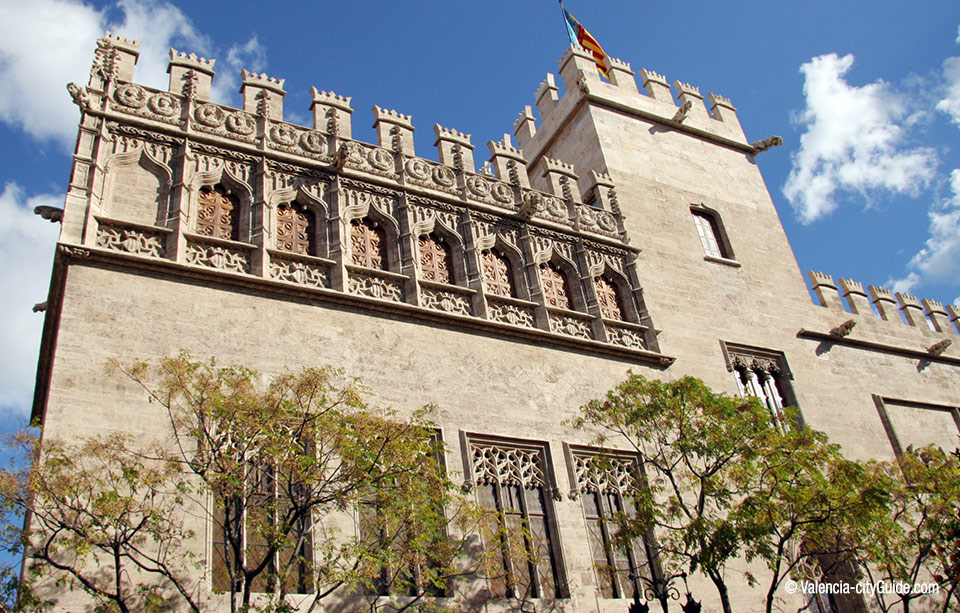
xmin=594 ymin=276 xmax=624 ymax=320
xmin=197 ymin=185 xmax=239 ymax=241
xmin=276 ymin=202 xmax=315 ymax=256
xmin=724 ymin=344 xmax=794 ymax=429
xmin=468 ymin=439 xmax=562 ymax=599
xmin=482 ymin=249 xmax=516 ymax=298
xmin=539 ymin=262 xmax=573 ymax=310
xmin=351 ymin=218 xmax=387 ymax=269
xmin=573 ymin=452 xmax=653 ymax=599
xmin=418 ymin=234 xmax=453 ymax=283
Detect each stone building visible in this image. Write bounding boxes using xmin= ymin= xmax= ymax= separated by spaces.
xmin=31 ymin=32 xmax=960 ymax=611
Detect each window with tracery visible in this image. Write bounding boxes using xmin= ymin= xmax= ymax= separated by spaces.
xmin=482 ymin=249 xmax=516 ymax=298
xmin=418 ymin=234 xmax=453 ymax=283
xmin=276 ymin=202 xmax=315 ymax=256
xmin=594 ymin=276 xmax=624 ymax=320
xmin=539 ymin=262 xmax=573 ymax=310
xmin=351 ymin=218 xmax=387 ymax=269
xmin=572 ymin=452 xmax=653 ymax=599
xmin=723 ymin=343 xmax=794 ymax=429
xmin=197 ymin=185 xmax=240 ymax=241
xmin=468 ymin=439 xmax=561 ymax=599
xmin=212 ymin=463 xmax=313 ymax=595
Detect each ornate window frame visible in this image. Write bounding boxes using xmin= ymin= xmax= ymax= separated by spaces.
xmin=459 ymin=431 xmax=569 ymax=600
xmin=720 ymin=341 xmax=798 ymax=428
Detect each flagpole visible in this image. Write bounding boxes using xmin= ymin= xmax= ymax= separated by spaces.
xmin=559 ymin=0 xmax=575 ymax=46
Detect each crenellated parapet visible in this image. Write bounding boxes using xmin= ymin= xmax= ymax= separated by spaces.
xmin=511 ymin=44 xmax=770 ymax=176
xmin=168 ymin=49 xmax=215 ymax=101
xmin=241 ymin=70 xmax=285 ymax=121
xmin=309 ymin=88 xmax=352 ymax=139
xmin=809 ymin=271 xmax=960 ymax=337
xmin=56 ymin=33 xmax=671 ymax=365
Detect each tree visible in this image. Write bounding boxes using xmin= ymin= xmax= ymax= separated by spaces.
xmin=575 ymin=373 xmax=774 ymax=613
xmin=1 ymin=354 xmax=478 ymax=612
xmin=0 ymin=430 xmax=201 ymax=612
xmin=733 ymin=417 xmax=891 ymax=613
xmin=118 ymin=353 xmax=473 ymax=613
xmin=857 ymin=446 xmax=960 ymax=613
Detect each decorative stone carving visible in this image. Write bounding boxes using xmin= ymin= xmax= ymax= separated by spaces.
xmin=186 ymin=242 xmax=248 ymax=273
xmin=605 ymin=323 xmax=647 ymax=350
xmin=421 ymin=286 xmax=470 ymax=315
xmin=350 ymin=219 xmax=387 ymax=269
xmin=196 ymin=103 xmax=226 ymax=128
xmin=487 ymin=299 xmax=535 ymax=328
xmin=114 ymin=83 xmax=147 ymax=108
xmin=96 ymin=223 xmax=164 ymax=257
xmin=595 ymin=276 xmax=623 ymax=320
xmin=548 ymin=312 xmax=592 ymax=339
xmin=539 ymin=262 xmax=572 ymax=310
xmin=276 ymin=203 xmax=314 ymax=256
xmin=418 ymin=234 xmax=452 ymax=283
xmin=197 ymin=186 xmax=239 ymax=241
xmin=226 ymin=112 xmax=256 ymax=136
xmin=299 ymin=130 xmax=327 ymax=154
xmin=729 ymin=352 xmax=781 ymax=375
xmin=269 ymin=256 xmax=328 ymax=288
xmin=482 ymin=250 xmax=515 ymax=298
xmin=573 ymin=453 xmax=637 ymax=496
xmin=147 ymin=93 xmax=178 ymax=117
xmin=269 ymin=123 xmax=298 ymax=146
xmin=67 ymin=82 xmax=90 ymax=110
xmin=348 ymin=271 xmax=403 ymax=302
xmin=471 ymin=442 xmax=544 ymax=488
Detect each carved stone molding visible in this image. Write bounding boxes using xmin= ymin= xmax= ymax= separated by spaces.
xmin=470 ymin=442 xmax=545 ymax=488
xmin=548 ymin=311 xmax=593 ymax=340
xmin=269 ymin=256 xmax=329 ymax=288
xmin=185 ymin=240 xmax=249 ymax=273
xmin=348 ymin=269 xmax=403 ymax=302
xmin=487 ymin=297 xmax=535 ymax=328
xmin=96 ymin=223 xmax=164 ymax=258
xmin=421 ymin=286 xmax=471 ymax=316
xmin=605 ymin=322 xmax=647 ymax=350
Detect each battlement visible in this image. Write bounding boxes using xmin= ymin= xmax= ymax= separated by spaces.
xmin=809 ymin=271 xmax=960 ymax=336
xmin=513 ymin=45 xmax=770 ymax=164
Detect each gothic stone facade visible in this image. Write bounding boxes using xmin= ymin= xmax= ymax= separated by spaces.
xmin=32 ymin=34 xmax=960 ymax=611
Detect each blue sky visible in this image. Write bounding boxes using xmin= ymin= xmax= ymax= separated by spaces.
xmin=1 ymin=0 xmax=959 ymax=428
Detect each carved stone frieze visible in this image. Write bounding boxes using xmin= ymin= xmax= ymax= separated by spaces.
xmin=522 ymin=191 xmax=571 ymax=226
xmin=531 ymin=233 xmax=575 ymax=264
xmin=114 ymin=83 xmax=147 ymax=109
xmin=548 ymin=311 xmax=592 ymax=339
xmin=605 ymin=322 xmax=647 ymax=350
xmin=463 ymin=174 xmax=516 ymax=209
xmin=270 ymin=256 xmax=329 ymax=288
xmin=185 ymin=241 xmax=249 ymax=273
xmin=403 ymin=158 xmax=458 ymax=196
xmin=576 ymin=205 xmax=619 ymax=238
xmin=730 ymin=352 xmax=781 ymax=375
xmin=147 ymin=92 xmax=178 ymax=118
xmin=341 ymin=186 xmax=396 ymax=221
xmin=226 ymin=112 xmax=256 ymax=136
xmin=420 ymin=286 xmax=470 ymax=315
xmin=338 ymin=142 xmax=397 ymax=178
xmin=487 ymin=298 xmax=535 ymax=328
xmin=348 ymin=270 xmax=403 ymax=302
xmin=96 ymin=223 xmax=164 ymax=258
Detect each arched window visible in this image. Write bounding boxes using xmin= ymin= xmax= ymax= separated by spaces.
xmin=691 ymin=206 xmax=733 ymax=260
xmin=481 ymin=248 xmax=516 ymax=298
xmin=539 ymin=262 xmax=573 ymax=310
xmin=276 ymin=202 xmax=315 ymax=256
xmin=350 ymin=218 xmax=387 ymax=269
xmin=197 ymin=185 xmax=239 ymax=241
xmin=418 ymin=234 xmax=453 ymax=283
xmin=594 ymin=275 xmax=624 ymax=320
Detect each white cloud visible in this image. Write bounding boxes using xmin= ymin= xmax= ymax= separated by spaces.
xmin=0 ymin=0 xmax=267 ymax=149
xmin=893 ymin=169 xmax=960 ymax=301
xmin=783 ymin=53 xmax=938 ymax=224
xmin=936 ymin=56 xmax=960 ymax=127
xmin=0 ymin=0 xmax=104 ymax=147
xmin=0 ymin=184 xmax=62 ymax=417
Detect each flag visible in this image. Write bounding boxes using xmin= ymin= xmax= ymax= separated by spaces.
xmin=563 ymin=10 xmax=609 ymax=79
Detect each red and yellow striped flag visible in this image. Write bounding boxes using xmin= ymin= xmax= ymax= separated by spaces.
xmin=563 ymin=10 xmax=609 ymax=79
